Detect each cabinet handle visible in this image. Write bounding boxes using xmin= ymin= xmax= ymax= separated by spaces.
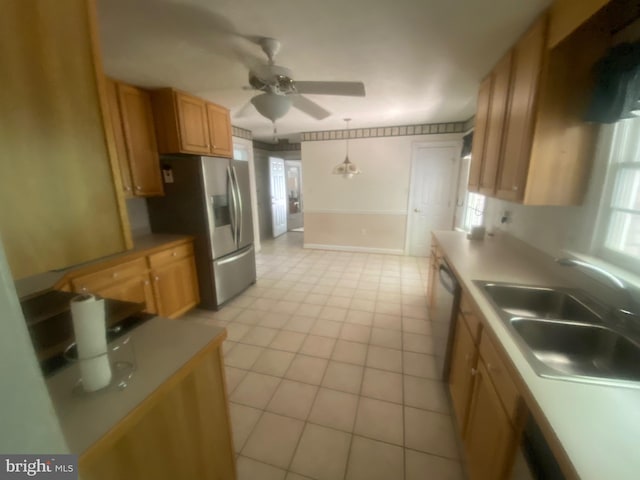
xmin=144 ymin=280 xmax=150 ymax=285
xmin=471 ymin=368 xmax=477 ymax=376
xmin=81 ymin=286 xmax=88 ymax=292
xmin=154 ymin=276 xmax=160 ymax=281
xmin=125 ymin=186 xmax=132 ymax=192
xmin=172 ymin=251 xmax=177 ymax=257
xmin=135 ymin=185 xmax=142 ymax=191
xmin=112 ymin=272 xmax=118 ymax=278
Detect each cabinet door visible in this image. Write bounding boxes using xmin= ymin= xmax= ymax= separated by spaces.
xmin=468 ymin=76 xmax=493 ymax=192
xmin=95 ymin=274 xmax=157 ymax=314
xmin=105 ymin=78 xmax=133 ymax=197
xmin=207 ymin=103 xmax=233 ymax=158
xmin=152 ymin=256 xmax=199 ymax=318
xmin=448 ymin=316 xmax=477 ymax=433
xmin=497 ymin=18 xmax=547 ymax=202
xmin=479 ymin=53 xmax=512 ymax=196
xmin=118 ymin=84 xmax=164 ymax=196
xmin=464 ymin=361 xmax=517 ymax=480
xmin=176 ymin=93 xmax=210 ymax=154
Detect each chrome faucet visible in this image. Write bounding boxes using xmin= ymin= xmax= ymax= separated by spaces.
xmin=555 ymin=257 xmax=640 ymax=320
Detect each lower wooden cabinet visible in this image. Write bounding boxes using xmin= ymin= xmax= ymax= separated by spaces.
xmin=448 ymin=289 xmax=521 ymax=480
xmin=448 ymin=315 xmax=477 ymax=433
xmin=79 ymin=342 xmax=236 ymax=480
xmin=96 ymin=274 xmax=157 ymax=315
xmin=464 ymin=361 xmax=517 ymax=480
xmin=65 ymin=240 xmax=198 ymax=318
xmin=151 ymin=255 xmax=199 ymax=318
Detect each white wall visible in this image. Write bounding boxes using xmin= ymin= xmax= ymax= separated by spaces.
xmin=0 ymin=241 xmax=68 ymax=453
xmin=126 ymin=198 xmax=151 ymax=237
xmin=302 ymin=133 xmax=463 ymax=253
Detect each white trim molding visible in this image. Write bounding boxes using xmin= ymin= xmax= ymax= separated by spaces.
xmin=303 ymin=243 xmax=404 ymax=255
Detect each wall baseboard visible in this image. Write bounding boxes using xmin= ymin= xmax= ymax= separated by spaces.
xmin=303 ymin=243 xmax=405 ymax=255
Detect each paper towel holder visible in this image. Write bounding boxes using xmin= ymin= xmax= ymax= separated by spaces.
xmin=63 ymin=335 xmax=136 ymax=393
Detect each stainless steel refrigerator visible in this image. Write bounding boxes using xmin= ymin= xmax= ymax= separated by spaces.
xmin=147 ymin=155 xmax=256 ymax=309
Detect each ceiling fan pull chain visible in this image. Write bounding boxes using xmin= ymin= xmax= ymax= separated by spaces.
xmin=272 ymin=121 xmax=278 ymax=142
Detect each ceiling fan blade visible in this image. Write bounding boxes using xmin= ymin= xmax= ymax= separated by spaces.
xmin=291 ymin=95 xmax=331 ymax=120
xmin=294 ymin=81 xmax=366 ymax=97
xmin=233 ymin=100 xmax=255 ymax=118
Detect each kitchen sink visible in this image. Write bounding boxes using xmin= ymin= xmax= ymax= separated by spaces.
xmin=510 ymin=318 xmax=640 ymax=383
xmin=475 ymin=281 xmax=640 ymax=388
xmin=482 ymin=283 xmax=600 ymax=323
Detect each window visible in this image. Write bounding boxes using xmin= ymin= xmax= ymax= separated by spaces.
xmin=462 ymin=192 xmax=486 ymax=232
xmin=598 ymin=117 xmax=640 ymax=272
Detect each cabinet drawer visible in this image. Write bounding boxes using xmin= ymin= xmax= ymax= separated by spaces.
xmin=479 ymin=333 xmax=519 ymax=422
xmin=148 ymin=243 xmax=194 ymax=268
xmin=72 ymin=258 xmax=147 ymax=293
xmin=460 ymin=292 xmax=482 ymax=343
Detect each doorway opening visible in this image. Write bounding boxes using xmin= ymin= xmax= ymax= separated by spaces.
xmin=269 ymin=157 xmax=287 ymax=238
xmin=285 ymin=160 xmax=304 ymax=232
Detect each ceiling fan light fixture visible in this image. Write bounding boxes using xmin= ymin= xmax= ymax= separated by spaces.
xmin=251 ymin=93 xmax=292 ymax=122
xmin=332 ymin=118 xmax=361 ymax=179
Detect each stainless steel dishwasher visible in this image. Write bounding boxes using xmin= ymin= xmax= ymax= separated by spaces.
xmin=431 ymin=258 xmax=461 ymax=379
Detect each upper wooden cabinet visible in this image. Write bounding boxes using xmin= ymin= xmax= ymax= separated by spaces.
xmin=151 ymin=89 xmax=233 ymax=158
xmin=468 ymin=76 xmax=492 ymax=192
xmin=105 ymin=79 xmax=134 ymax=198
xmin=207 ymin=102 xmax=234 ymax=157
xmin=0 ymin=0 xmax=131 ymax=280
xmin=496 ymin=18 xmax=547 ymax=202
xmin=479 ymin=52 xmax=512 ymax=196
xmin=117 ymin=84 xmax=164 ymax=196
xmin=548 ymin=0 xmax=610 ymax=47
xmin=106 ymin=79 xmax=164 ymax=197
xmin=469 ymin=12 xmax=606 ymax=205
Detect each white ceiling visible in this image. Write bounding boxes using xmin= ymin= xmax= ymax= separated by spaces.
xmin=97 ymin=0 xmax=551 ymax=142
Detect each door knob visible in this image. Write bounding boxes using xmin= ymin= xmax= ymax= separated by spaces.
xmin=414 ymin=208 xmax=421 ymax=213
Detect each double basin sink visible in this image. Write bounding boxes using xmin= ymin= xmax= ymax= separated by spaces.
xmin=476 ymin=282 xmax=640 ymax=388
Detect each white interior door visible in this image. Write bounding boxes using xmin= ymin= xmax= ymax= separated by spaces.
xmin=407 ymin=144 xmax=459 ymax=256
xmin=269 ymin=157 xmax=287 ymax=238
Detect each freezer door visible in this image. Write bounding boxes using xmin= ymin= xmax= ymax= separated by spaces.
xmin=213 ymin=245 xmax=256 ymax=306
xmin=231 ymin=160 xmax=255 ymax=250
xmin=201 ymin=157 xmax=237 ymax=259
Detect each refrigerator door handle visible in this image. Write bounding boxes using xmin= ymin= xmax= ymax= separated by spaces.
xmin=226 ymin=166 xmax=237 ymax=245
xmin=231 ymin=166 xmax=243 ymax=245
xmin=216 ymin=245 xmax=253 ymax=266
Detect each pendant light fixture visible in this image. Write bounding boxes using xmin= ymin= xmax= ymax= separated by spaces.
xmin=332 ymin=118 xmax=361 ymax=179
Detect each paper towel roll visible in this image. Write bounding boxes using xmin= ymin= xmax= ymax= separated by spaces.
xmin=70 ymin=294 xmax=112 ymax=392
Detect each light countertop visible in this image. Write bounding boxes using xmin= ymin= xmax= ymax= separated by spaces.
xmin=16 ymin=233 xmax=192 ymax=298
xmin=46 ymin=317 xmax=226 ymax=455
xmin=433 ymin=231 xmax=640 ymax=480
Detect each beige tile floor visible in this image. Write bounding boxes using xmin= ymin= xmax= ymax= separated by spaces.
xmin=183 ymin=233 xmax=467 ymax=480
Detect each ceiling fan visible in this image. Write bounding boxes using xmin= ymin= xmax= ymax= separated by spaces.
xmin=236 ymin=37 xmax=366 ymax=122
